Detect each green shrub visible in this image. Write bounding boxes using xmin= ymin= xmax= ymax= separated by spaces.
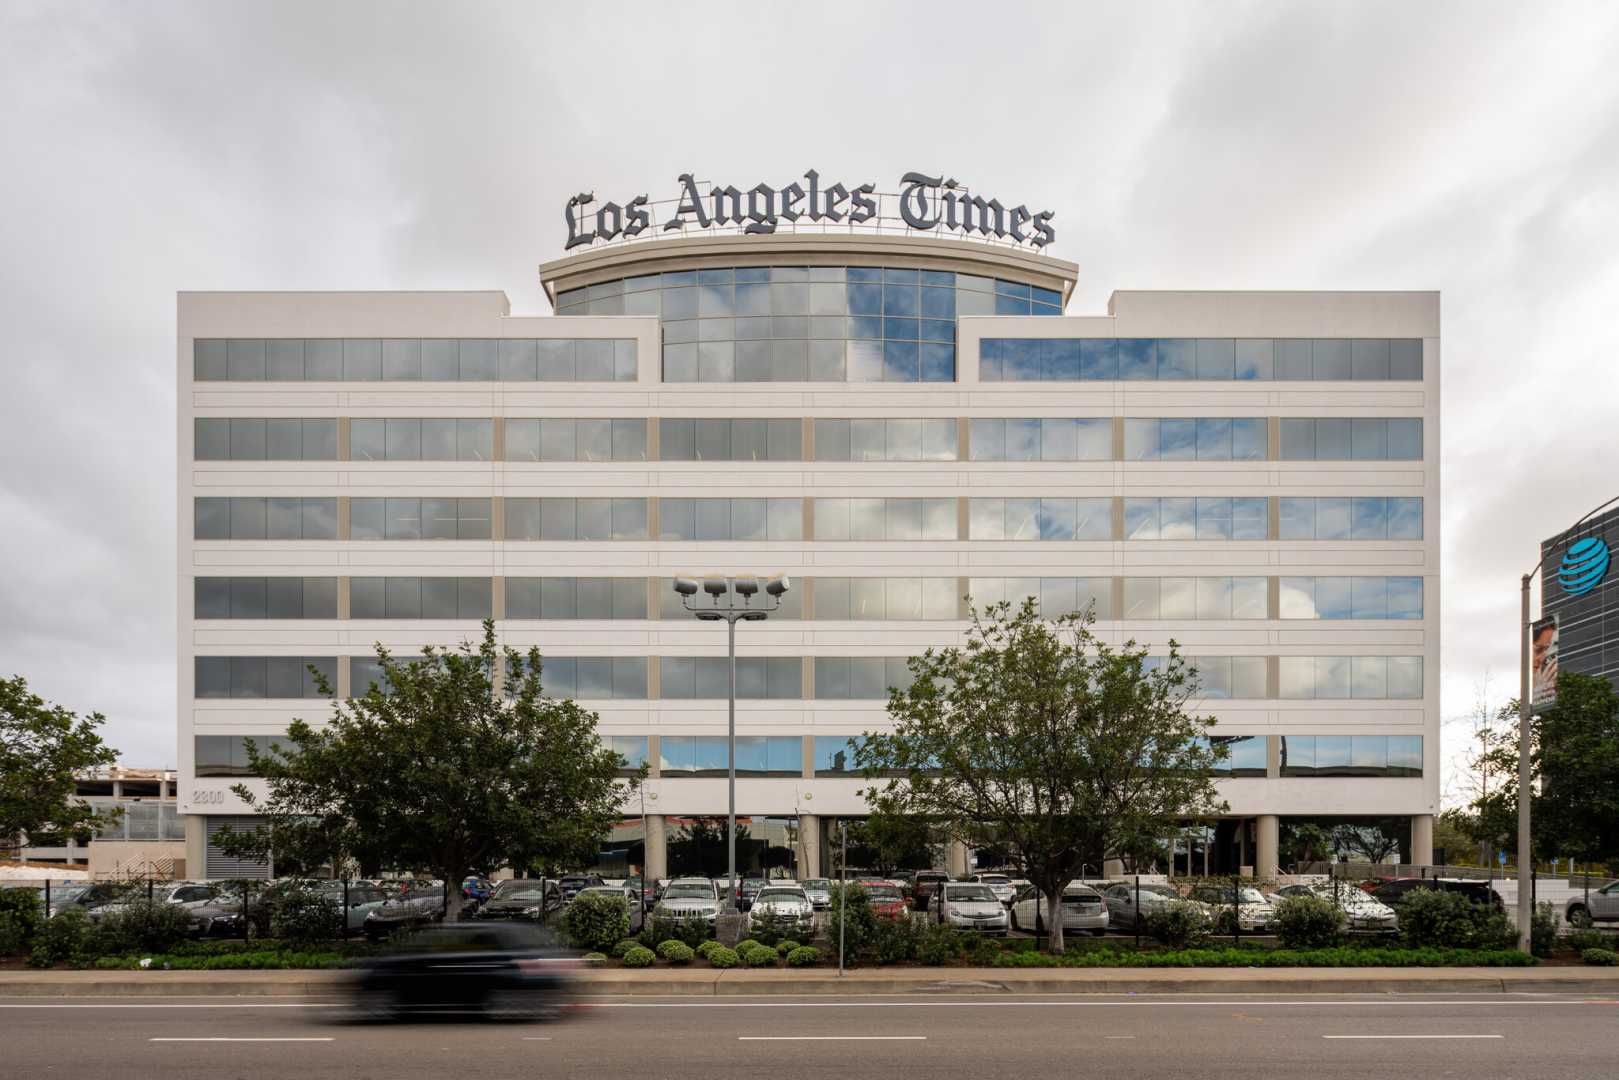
xmin=916 ymin=922 xmax=966 ymax=966
xmin=581 ymin=952 xmax=607 ymax=965
xmin=739 ymin=941 xmax=778 ymax=967
xmin=0 ymin=889 xmax=44 ymax=956
xmin=1144 ymin=900 xmax=1211 ymax=950
xmin=1583 ymin=947 xmax=1618 ymax=966
xmin=828 ymin=883 xmax=879 ymax=963
xmin=621 ymin=945 xmax=656 ymax=968
xmin=1274 ymin=894 xmax=1343 ymax=950
xmin=786 ymin=945 xmax=819 ymax=967
xmin=656 ymin=940 xmax=695 ymax=965
xmin=707 ymin=945 xmax=739 ymax=968
xmin=650 ymin=913 xmax=710 ymax=948
xmin=29 ymin=909 xmax=90 ymax=968
xmin=871 ymin=914 xmax=920 ymax=964
xmin=1398 ymin=888 xmax=1512 ymax=950
xmin=85 ymin=900 xmax=194 ymax=957
xmin=611 ymin=938 xmax=640 ymax=958
xmin=696 ymin=939 xmax=724 ymax=961
xmin=1564 ymin=929 xmax=1612 ymax=954
xmin=268 ymin=887 xmax=343 ymax=947
xmin=734 ymin=938 xmax=763 ymax=954
xmin=987 ymin=945 xmax=1535 ymax=968
xmin=562 ymin=892 xmax=631 ymax=952
xmin=1530 ymin=902 xmax=1560 ymax=959
xmin=775 ymin=939 xmax=802 ymax=957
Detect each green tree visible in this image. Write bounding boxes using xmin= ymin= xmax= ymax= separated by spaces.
xmin=856 ymin=600 xmax=1226 ymax=952
xmin=215 ymin=622 xmax=638 ymax=919
xmin=1533 ymin=673 xmax=1619 ymax=867
xmin=1330 ymin=818 xmax=1405 ymax=864
xmin=0 ymin=676 xmax=120 ymax=854
xmin=838 ymin=815 xmax=942 ymax=875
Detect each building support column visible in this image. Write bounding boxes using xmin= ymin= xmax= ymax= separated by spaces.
xmin=644 ymin=814 xmax=667 ymax=881
xmin=1102 ymin=859 xmax=1125 ymax=879
xmin=1256 ymin=814 xmax=1279 ymax=881
xmin=1239 ymin=819 xmax=1251 ymax=876
xmin=946 ymin=839 xmax=969 ymax=877
xmin=1411 ymin=814 xmax=1434 ymax=868
xmin=797 ymin=815 xmax=820 ymax=880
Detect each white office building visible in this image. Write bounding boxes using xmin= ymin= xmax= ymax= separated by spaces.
xmin=178 ymin=202 xmax=1439 ymax=880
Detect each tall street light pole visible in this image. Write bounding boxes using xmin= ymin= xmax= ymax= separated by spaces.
xmin=673 ymin=573 xmax=790 ymax=916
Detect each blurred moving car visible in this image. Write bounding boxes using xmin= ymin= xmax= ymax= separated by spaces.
xmin=1189 ymin=884 xmax=1276 ymax=931
xmin=653 ymin=877 xmax=721 ymax=929
xmin=1101 ymin=881 xmax=1181 ymax=929
xmin=575 ymin=885 xmax=645 ymax=934
xmin=800 ymin=878 xmax=832 ymax=910
xmin=1009 ymin=882 xmax=1109 ymax=936
xmin=862 ymin=880 xmax=910 ymax=920
xmin=910 ymin=869 xmax=951 ymax=912
xmin=971 ymin=873 xmax=1018 ymax=906
xmin=350 ymin=922 xmax=578 ymax=1022
xmin=1566 ymin=880 xmax=1619 ymax=928
xmin=933 ymin=881 xmax=1009 ymax=935
xmin=364 ymin=881 xmax=448 ymax=942
xmin=1275 ymin=883 xmax=1398 ymax=934
xmin=473 ymin=879 xmax=562 ymax=923
xmin=749 ymin=884 xmax=814 ymax=937
xmin=1363 ymin=877 xmax=1503 ymax=910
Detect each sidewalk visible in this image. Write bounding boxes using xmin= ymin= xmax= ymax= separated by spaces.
xmin=3 ymin=966 xmax=1618 ymax=998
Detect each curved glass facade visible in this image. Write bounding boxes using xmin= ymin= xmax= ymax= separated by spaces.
xmin=555 ymin=266 xmax=1061 ymax=382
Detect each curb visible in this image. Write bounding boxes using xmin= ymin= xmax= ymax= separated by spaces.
xmin=3 ymin=967 xmax=1616 ymax=999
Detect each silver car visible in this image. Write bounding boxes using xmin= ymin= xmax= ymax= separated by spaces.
xmin=750 ymin=884 xmax=814 ymax=937
xmin=1566 ymin=880 xmax=1619 ymax=928
xmin=972 ymin=873 xmax=1018 ymax=906
xmin=1010 ymin=883 xmax=1109 ymax=935
xmin=1190 ymin=884 xmax=1276 ymax=931
xmin=1276 ymin=883 xmax=1398 ymax=934
xmin=934 ymin=881 xmax=1009 ymax=935
xmin=653 ymin=877 xmax=720 ymax=928
xmin=800 ymin=878 xmax=833 ymax=910
xmin=1103 ymin=881 xmax=1181 ymax=928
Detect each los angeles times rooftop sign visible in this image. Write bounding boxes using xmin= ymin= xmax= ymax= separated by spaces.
xmin=564 ymin=170 xmax=1057 ymax=252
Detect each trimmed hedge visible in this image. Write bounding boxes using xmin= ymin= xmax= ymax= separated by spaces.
xmin=1273 ymin=894 xmax=1343 ymax=950
xmin=611 ymin=939 xmax=639 ymax=958
xmin=656 ymin=940 xmax=695 ymax=965
xmin=990 ymin=946 xmax=1535 ymax=968
xmin=707 ymin=945 xmax=739 ymax=969
xmin=621 ymin=945 xmax=656 ymax=968
xmin=786 ymin=945 xmax=819 ymax=967
xmin=1583 ymin=948 xmax=1618 ymax=966
xmin=739 ymin=941 xmax=778 ymax=967
xmin=775 ymin=939 xmax=802 ymax=957
xmin=563 ymin=892 xmax=632 ymax=952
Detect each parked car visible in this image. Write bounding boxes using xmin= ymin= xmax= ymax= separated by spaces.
xmin=575 ymin=885 xmax=645 ymax=934
xmin=910 ymin=869 xmax=951 ymax=912
xmin=1566 ymin=880 xmax=1619 ymax=928
xmin=933 ymin=881 xmax=1009 ymax=935
xmin=653 ymin=877 xmax=720 ymax=929
xmin=800 ymin=878 xmax=833 ymax=910
xmin=1102 ymin=881 xmax=1182 ymax=929
xmin=48 ymin=881 xmax=131 ymax=917
xmin=349 ymin=922 xmax=579 ymax=1022
xmin=85 ymin=881 xmax=222 ymax=923
xmin=184 ymin=891 xmax=253 ymax=939
xmin=364 ymin=882 xmax=448 ymax=941
xmin=473 ymin=879 xmax=562 ymax=923
xmin=37 ymin=882 xmax=94 ymax=917
xmin=1275 ymin=883 xmax=1398 ymax=934
xmin=624 ymin=875 xmax=660 ymax=907
xmin=1009 ymin=882 xmax=1109 ymax=936
xmin=1189 ymin=884 xmax=1276 ymax=931
xmin=861 ymin=880 xmax=910 ymax=920
xmin=461 ymin=876 xmax=495 ymax=910
xmin=972 ymin=873 xmax=1018 ymax=906
xmin=749 ymin=884 xmax=814 ymax=937
xmin=1363 ymin=877 xmax=1503 ymax=910
xmin=556 ymin=874 xmax=606 ymax=903
xmin=737 ymin=877 xmax=769 ymax=912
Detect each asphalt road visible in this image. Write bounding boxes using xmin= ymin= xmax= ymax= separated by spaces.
xmin=5 ymin=992 xmax=1617 ymax=1078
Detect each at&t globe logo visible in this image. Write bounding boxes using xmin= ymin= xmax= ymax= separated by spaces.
xmin=1558 ymin=535 xmax=1611 ymax=597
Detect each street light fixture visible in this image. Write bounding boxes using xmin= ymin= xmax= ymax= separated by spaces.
xmin=673 ymin=573 xmax=790 ymax=913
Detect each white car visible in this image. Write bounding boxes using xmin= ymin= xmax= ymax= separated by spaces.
xmin=971 ymin=873 xmax=1018 ymax=905
xmin=1009 ymin=883 xmax=1110 ymax=936
xmin=653 ymin=877 xmax=721 ymax=927
xmin=750 ymin=884 xmax=814 ymax=937
xmin=1189 ymin=884 xmax=1277 ymax=931
xmin=1275 ymin=883 xmax=1398 ymax=934
xmin=1102 ymin=881 xmax=1182 ymax=928
xmin=934 ymin=881 xmax=1009 ymax=935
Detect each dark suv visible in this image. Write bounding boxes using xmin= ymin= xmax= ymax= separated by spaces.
xmin=1364 ymin=877 xmax=1502 ymax=909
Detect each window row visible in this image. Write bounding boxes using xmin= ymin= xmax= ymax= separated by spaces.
xmin=658 ymin=498 xmax=803 ymax=541
xmin=663 ymin=339 xmax=956 ymax=383
xmin=1278 ymin=497 xmax=1423 ymax=540
xmin=659 ymin=657 xmax=803 ymax=700
xmin=664 ymin=315 xmax=957 ymax=345
xmin=1279 ymin=418 xmax=1422 ymax=461
xmin=969 ymin=418 xmax=1112 ymax=462
xmin=191 ymin=575 xmax=1424 ymax=621
xmin=195 ymin=418 xmax=338 ymax=461
xmin=507 ymin=418 xmax=647 ymax=462
xmin=560 ymin=266 xmax=1060 ymax=314
xmin=1279 ymin=656 xmax=1424 ymax=699
xmin=979 ymin=338 xmax=1422 ymax=382
xmin=1124 ymin=418 xmax=1267 ymax=462
xmin=193 ymin=657 xmax=336 ymax=699
xmin=659 ymin=735 xmax=804 ymax=776
xmin=195 ymin=498 xmax=337 ymax=540
xmin=194 ymin=339 xmax=637 ymax=382
xmin=812 ymin=418 xmax=958 ymax=461
xmin=969 ymin=497 xmax=1111 ymax=541
xmin=194 ymin=735 xmax=291 ymax=777
xmin=660 ymin=419 xmax=801 ymax=462
xmin=350 ymin=498 xmax=491 ymax=541
xmin=1280 ymin=735 xmax=1423 ymax=776
xmin=505 ymin=498 xmax=650 ymax=541
xmin=351 ymin=419 xmax=494 ymax=462
xmin=1125 ymin=497 xmax=1269 ymax=541
xmin=814 ymin=498 xmax=958 ymax=541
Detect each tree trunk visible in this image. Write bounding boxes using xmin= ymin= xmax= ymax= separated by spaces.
xmin=1045 ymin=889 xmax=1065 ymax=954
xmin=443 ymin=871 xmax=466 ymax=923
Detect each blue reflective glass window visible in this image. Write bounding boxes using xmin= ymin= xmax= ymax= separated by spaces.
xmin=995 ymin=279 xmax=1031 ymax=299
xmin=979 ymin=339 xmax=1005 ymax=381
xmin=663 ymin=287 xmax=698 ymax=318
xmin=884 ymin=268 xmax=919 ymax=285
xmin=883 ymin=317 xmax=919 ymax=341
xmin=847 ymin=282 xmax=882 ymax=316
xmin=1156 ymin=339 xmax=1195 ymax=379
xmin=1387 ymin=735 xmax=1423 ymax=774
xmin=1161 ymin=419 xmax=1197 ymax=461
xmin=1233 ymin=497 xmax=1268 ymax=540
xmin=1316 ymin=735 xmax=1352 ymax=772
xmin=661 ymin=270 xmax=697 ymax=287
xmin=770 ymin=266 xmax=808 ymax=283
xmin=1315 ymin=578 xmax=1352 ymax=620
xmin=1234 ymin=339 xmax=1273 ymax=380
xmin=1279 ymin=498 xmax=1313 ymax=539
xmin=1232 ymin=418 xmax=1267 ymax=460
xmin=920 ymin=287 xmax=955 ymax=318
xmin=883 ymin=340 xmax=919 ymax=381
xmin=1387 ymin=577 xmax=1423 ymax=619
xmin=1351 ymin=497 xmax=1387 ymax=539
xmin=1044 ymin=339 xmax=1082 ymax=380
xmin=734 ymin=267 xmax=769 ymax=283
xmin=697 ymin=268 xmax=733 ymax=285
xmin=1119 ymin=339 xmax=1156 ymax=380
xmin=1387 ymin=497 xmax=1423 ymax=539
xmin=919 ymin=318 xmax=954 ymax=342
xmin=1080 ymin=339 xmax=1118 ymax=380
xmin=1196 ymin=339 xmax=1235 ymax=380
xmin=1006 ymin=339 xmax=1041 ymax=381
xmin=1196 ymin=417 xmax=1233 ymax=460
xmin=1316 ymin=498 xmax=1350 ymax=540
xmin=1197 ymin=497 xmax=1232 ymax=540
xmin=1032 ymin=302 xmax=1061 ymax=316
xmin=1351 ymin=576 xmax=1388 ymax=619
xmin=847 ymin=315 xmax=882 ymax=340
xmin=1387 ymin=419 xmax=1423 ymax=460
xmin=995 ymin=293 xmax=1031 ymax=315
xmin=883 ymin=285 xmax=919 ymax=317
xmin=734 ymin=283 xmax=771 ymax=316
xmin=921 ymin=270 xmax=954 ymax=286
xmin=1281 ymin=735 xmax=1314 ymax=773
xmin=734 ymin=736 xmax=768 ymax=775
xmin=1039 ymin=499 xmax=1079 ymax=540
xmin=814 ymin=735 xmax=858 ymax=775
xmin=846 ymin=267 xmax=881 ymax=283
xmin=1031 ymin=286 xmax=1061 ymax=306
xmin=920 ymin=342 xmax=955 ymax=382
xmin=1124 ymin=498 xmax=1158 ymax=539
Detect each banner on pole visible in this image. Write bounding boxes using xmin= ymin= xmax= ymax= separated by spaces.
xmin=1531 ymin=614 xmax=1559 ymax=712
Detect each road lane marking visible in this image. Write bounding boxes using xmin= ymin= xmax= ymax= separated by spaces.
xmin=149 ymin=1037 xmax=335 ymax=1043
xmin=1323 ymin=1035 xmax=1504 ymax=1040
xmin=738 ymin=1036 xmax=926 ymax=1041
xmin=590 ymin=999 xmax=1593 ymax=1009
xmin=1105 ymin=1035 xmax=1136 ymax=1039
xmin=521 ymin=1037 xmax=552 ymax=1041
xmin=0 ymin=1003 xmax=341 ymax=1009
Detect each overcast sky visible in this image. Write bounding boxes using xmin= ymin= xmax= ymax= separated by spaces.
xmin=3 ymin=2 xmax=1616 ymax=802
